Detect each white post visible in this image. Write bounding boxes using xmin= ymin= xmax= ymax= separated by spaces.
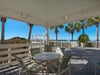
xmin=95 ymin=65 xmax=96 ymax=75
xmin=61 ymin=41 xmax=62 ymax=48
xmin=36 ymin=35 xmax=37 ymax=42
xmin=8 ymin=48 xmax=11 ymax=64
xmin=54 ymin=41 xmax=56 ymax=47
xmin=28 ymin=46 xmax=32 ymax=58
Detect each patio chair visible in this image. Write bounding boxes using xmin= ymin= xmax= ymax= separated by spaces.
xmin=44 ymin=45 xmax=52 ymax=52
xmin=30 ymin=48 xmax=40 ymax=56
xmin=12 ymin=54 xmax=44 ymax=75
xmin=52 ymin=47 xmax=64 ymax=58
xmin=30 ymin=48 xmax=45 ymax=64
xmin=48 ymin=55 xmax=72 ymax=75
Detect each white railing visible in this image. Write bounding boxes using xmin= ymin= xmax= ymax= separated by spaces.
xmin=0 ymin=42 xmax=44 ymax=69
xmin=49 ymin=41 xmax=78 ymax=48
xmin=49 ymin=41 xmax=100 ymax=48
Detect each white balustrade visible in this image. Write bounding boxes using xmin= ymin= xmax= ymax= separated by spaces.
xmin=0 ymin=42 xmax=44 ymax=69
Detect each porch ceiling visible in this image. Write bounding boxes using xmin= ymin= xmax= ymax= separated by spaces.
xmin=0 ymin=0 xmax=100 ymax=26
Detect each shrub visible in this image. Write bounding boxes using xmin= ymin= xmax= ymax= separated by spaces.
xmin=78 ymin=34 xmax=90 ymax=44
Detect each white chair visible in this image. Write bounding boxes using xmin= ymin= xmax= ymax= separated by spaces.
xmin=52 ymin=47 xmax=64 ymax=58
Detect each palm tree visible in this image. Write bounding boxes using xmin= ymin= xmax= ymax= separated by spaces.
xmin=80 ymin=19 xmax=87 ymax=35
xmin=50 ymin=24 xmax=64 ymax=46
xmin=65 ymin=22 xmax=80 ymax=41
xmin=88 ymin=16 xmax=100 ymax=48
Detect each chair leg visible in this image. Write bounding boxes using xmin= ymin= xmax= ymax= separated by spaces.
xmin=69 ymin=66 xmax=71 ymax=75
xmin=58 ymin=72 xmax=61 ymax=75
xmin=94 ymin=65 xmax=96 ymax=75
xmin=26 ymin=70 xmax=30 ymax=75
xmin=42 ymin=69 xmax=44 ymax=75
xmin=19 ymin=68 xmax=21 ymax=75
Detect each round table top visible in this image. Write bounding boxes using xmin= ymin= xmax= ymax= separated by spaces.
xmin=34 ymin=52 xmax=59 ymax=61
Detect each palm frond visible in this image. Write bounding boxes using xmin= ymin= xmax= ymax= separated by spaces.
xmin=87 ymin=18 xmax=95 ymax=26
xmin=72 ymin=22 xmax=80 ymax=32
xmin=80 ymin=19 xmax=84 ymax=23
xmin=84 ymin=25 xmax=87 ymax=28
xmin=68 ymin=23 xmax=73 ymax=28
xmin=92 ymin=16 xmax=100 ymax=22
xmin=75 ymin=22 xmax=80 ymax=29
xmin=65 ymin=26 xmax=70 ymax=33
xmin=50 ymin=26 xmax=55 ymax=30
xmin=58 ymin=24 xmax=64 ymax=28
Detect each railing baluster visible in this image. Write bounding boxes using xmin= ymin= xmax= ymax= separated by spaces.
xmin=0 ymin=42 xmax=44 ymax=67
xmin=8 ymin=48 xmax=11 ymax=64
xmin=61 ymin=41 xmax=62 ymax=48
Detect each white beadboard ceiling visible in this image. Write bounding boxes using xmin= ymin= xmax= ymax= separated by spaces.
xmin=0 ymin=0 xmax=100 ymax=26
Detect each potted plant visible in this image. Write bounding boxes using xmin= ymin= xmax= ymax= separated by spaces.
xmin=78 ymin=34 xmax=89 ymax=48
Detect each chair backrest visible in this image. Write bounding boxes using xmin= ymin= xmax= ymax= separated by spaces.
xmin=12 ymin=54 xmax=27 ymax=70
xmin=30 ymin=48 xmax=40 ymax=56
xmin=61 ymin=55 xmax=72 ymax=69
xmin=44 ymin=45 xmax=52 ymax=52
xmin=48 ymin=55 xmax=72 ymax=73
xmin=52 ymin=47 xmax=64 ymax=58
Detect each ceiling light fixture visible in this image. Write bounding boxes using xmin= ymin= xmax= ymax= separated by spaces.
xmin=21 ymin=13 xmax=26 ymax=18
xmin=65 ymin=16 xmax=69 ymax=20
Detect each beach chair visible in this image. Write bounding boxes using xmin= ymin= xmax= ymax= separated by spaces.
xmin=12 ymin=54 xmax=44 ymax=75
xmin=48 ymin=55 xmax=72 ymax=75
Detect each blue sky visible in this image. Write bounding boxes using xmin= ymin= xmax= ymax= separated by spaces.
xmin=0 ymin=18 xmax=100 ymax=40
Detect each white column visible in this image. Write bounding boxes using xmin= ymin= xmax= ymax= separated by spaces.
xmin=46 ymin=26 xmax=49 ymax=45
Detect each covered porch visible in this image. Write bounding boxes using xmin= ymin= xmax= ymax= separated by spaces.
xmin=0 ymin=0 xmax=100 ymax=75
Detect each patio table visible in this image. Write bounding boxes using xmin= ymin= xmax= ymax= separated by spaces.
xmin=34 ymin=52 xmax=60 ymax=75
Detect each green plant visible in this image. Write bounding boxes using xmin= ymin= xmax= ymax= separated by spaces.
xmin=78 ymin=34 xmax=89 ymax=44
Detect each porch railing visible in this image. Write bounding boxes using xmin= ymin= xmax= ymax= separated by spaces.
xmin=49 ymin=41 xmax=100 ymax=48
xmin=0 ymin=42 xmax=44 ymax=70
xmin=49 ymin=41 xmax=79 ymax=48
